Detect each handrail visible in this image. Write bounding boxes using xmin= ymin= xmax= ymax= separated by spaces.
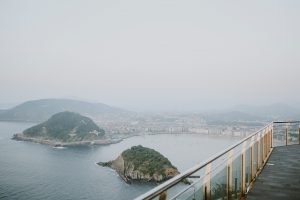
xmin=273 ymin=121 xmax=300 ymax=124
xmin=134 ymin=122 xmax=274 ymax=200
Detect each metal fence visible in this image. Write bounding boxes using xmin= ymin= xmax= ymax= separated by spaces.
xmin=134 ymin=121 xmax=300 ymax=200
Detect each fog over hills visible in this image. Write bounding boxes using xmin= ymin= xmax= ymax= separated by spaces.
xmin=0 ymin=97 xmax=298 ymax=124
xmin=232 ymin=103 xmax=300 ymax=120
xmin=201 ymin=103 xmax=300 ymax=125
xmin=0 ymin=99 xmax=130 ymax=122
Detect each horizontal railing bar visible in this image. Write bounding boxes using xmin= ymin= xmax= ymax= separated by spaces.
xmin=188 ymin=175 xmax=200 ymax=178
xmin=134 ymin=163 xmax=204 ymax=200
xmin=134 ymin=122 xmax=274 ymax=200
xmin=273 ymin=121 xmax=300 ymax=124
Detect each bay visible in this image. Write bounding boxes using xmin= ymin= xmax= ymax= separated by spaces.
xmin=0 ymin=122 xmax=239 ymax=200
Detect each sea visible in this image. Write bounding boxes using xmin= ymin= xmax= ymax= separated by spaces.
xmin=0 ymin=122 xmax=239 ymax=200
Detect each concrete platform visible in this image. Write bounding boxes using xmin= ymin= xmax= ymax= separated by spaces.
xmin=246 ymin=145 xmax=300 ymax=200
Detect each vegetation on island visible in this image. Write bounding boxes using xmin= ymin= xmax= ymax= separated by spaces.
xmin=99 ymin=145 xmax=179 ymax=182
xmin=122 ymin=145 xmax=177 ymax=176
xmin=22 ymin=111 xmax=105 ymax=142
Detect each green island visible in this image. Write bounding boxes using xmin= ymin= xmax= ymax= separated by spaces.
xmin=98 ymin=145 xmax=179 ymax=183
xmin=13 ymin=111 xmax=120 ymax=146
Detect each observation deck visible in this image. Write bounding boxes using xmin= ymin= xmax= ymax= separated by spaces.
xmin=247 ymin=144 xmax=300 ymax=200
xmin=134 ymin=121 xmax=300 ymax=200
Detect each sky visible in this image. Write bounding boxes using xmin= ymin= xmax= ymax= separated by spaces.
xmin=0 ymin=0 xmax=300 ymax=111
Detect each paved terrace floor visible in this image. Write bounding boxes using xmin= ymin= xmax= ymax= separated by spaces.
xmin=246 ymin=144 xmax=300 ymax=200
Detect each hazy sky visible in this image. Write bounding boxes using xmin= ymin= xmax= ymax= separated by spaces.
xmin=0 ymin=0 xmax=299 ymax=111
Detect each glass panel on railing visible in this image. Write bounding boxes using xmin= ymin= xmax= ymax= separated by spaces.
xmin=211 ymin=167 xmax=227 ymax=200
xmin=168 ymin=168 xmax=205 ymax=200
xmin=273 ymin=122 xmax=300 ymax=147
xmin=231 ymin=155 xmax=242 ymax=200
xmin=260 ymin=136 xmax=264 ymax=164
xmin=287 ymin=123 xmax=300 ymax=145
xmin=150 ymin=196 xmax=160 ymax=200
xmin=252 ymin=142 xmax=257 ymax=178
xmin=209 ymin=152 xmax=228 ymax=200
xmin=244 ymin=147 xmax=251 ymax=189
xmin=273 ymin=123 xmax=287 ymax=147
xmin=168 ymin=178 xmax=204 ymax=200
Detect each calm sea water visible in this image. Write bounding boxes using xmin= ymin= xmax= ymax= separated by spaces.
xmin=0 ymin=122 xmax=239 ymax=200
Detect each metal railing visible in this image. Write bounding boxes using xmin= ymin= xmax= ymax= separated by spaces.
xmin=134 ymin=121 xmax=300 ymax=200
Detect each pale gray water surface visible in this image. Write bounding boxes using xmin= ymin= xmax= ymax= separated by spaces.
xmin=0 ymin=122 xmax=238 ymax=200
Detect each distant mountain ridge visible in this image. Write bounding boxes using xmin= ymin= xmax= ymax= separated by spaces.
xmin=0 ymin=99 xmax=128 ymax=122
xmin=204 ymin=110 xmax=263 ymax=125
xmin=233 ymin=103 xmax=300 ymax=120
xmin=203 ymin=103 xmax=300 ymax=125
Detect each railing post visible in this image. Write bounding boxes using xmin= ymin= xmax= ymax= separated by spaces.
xmin=299 ymin=128 xmax=300 ymax=145
xmin=227 ymin=150 xmax=233 ymax=200
xmin=261 ymin=134 xmax=265 ymax=163
xmin=271 ymin=129 xmax=273 ymax=148
xmin=285 ymin=128 xmax=288 ymax=146
xmin=269 ymin=130 xmax=271 ymax=151
xmin=241 ymin=142 xmax=246 ymax=196
xmin=266 ymin=131 xmax=269 ymax=154
xmin=265 ymin=133 xmax=267 ymax=159
xmin=158 ymin=191 xmax=167 ymax=200
xmin=256 ymin=139 xmax=260 ymax=171
xmin=204 ymin=185 xmax=208 ymax=200
xmin=261 ymin=135 xmax=264 ymax=165
xmin=264 ymin=133 xmax=266 ymax=160
xmin=250 ymin=146 xmax=253 ymax=180
xmin=268 ymin=130 xmax=272 ymax=151
xmin=241 ymin=153 xmax=245 ymax=196
xmin=261 ymin=133 xmax=266 ymax=160
xmin=250 ymin=136 xmax=254 ymax=181
xmin=203 ymin=164 xmax=211 ymax=200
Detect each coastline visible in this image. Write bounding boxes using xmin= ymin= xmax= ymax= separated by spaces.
xmin=12 ymin=133 xmax=122 ymax=147
xmin=12 ymin=130 xmax=243 ymax=148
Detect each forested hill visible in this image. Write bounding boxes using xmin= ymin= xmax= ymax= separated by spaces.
xmin=98 ymin=145 xmax=179 ymax=182
xmin=21 ymin=111 xmax=105 ymax=142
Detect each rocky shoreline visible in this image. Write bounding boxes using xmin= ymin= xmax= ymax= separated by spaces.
xmin=98 ymin=146 xmax=180 ymax=183
xmin=98 ymin=156 xmax=130 ymax=183
xmin=12 ymin=133 xmax=122 ymax=147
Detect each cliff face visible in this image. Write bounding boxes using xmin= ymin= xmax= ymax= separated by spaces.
xmin=98 ymin=145 xmax=179 ymax=183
